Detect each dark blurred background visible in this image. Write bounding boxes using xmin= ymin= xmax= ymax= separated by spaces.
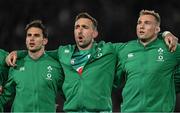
xmin=0 ymin=0 xmax=180 ymax=112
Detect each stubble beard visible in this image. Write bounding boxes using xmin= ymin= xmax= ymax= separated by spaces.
xmin=28 ymin=46 xmax=42 ymax=53
xmin=78 ymin=40 xmax=93 ymax=49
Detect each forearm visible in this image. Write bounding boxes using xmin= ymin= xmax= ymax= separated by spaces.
xmin=17 ymin=50 xmax=28 ymax=59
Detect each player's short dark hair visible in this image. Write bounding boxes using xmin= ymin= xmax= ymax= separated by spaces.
xmin=75 ymin=12 xmax=98 ymax=30
xmin=25 ymin=20 xmax=48 ymax=38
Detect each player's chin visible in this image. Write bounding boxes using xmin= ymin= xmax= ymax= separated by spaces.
xmin=28 ymin=47 xmax=37 ymax=52
xmin=78 ymin=42 xmax=84 ymax=46
xmin=138 ymin=36 xmax=145 ymax=40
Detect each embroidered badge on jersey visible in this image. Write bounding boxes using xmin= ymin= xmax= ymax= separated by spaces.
xmin=46 ymin=66 xmax=53 ymax=80
xmin=95 ymin=47 xmax=103 ymax=58
xmin=156 ymin=48 xmax=164 ymax=62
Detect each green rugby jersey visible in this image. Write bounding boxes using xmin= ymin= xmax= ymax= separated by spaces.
xmin=0 ymin=49 xmax=8 ymax=112
xmin=16 ymin=41 xmax=125 ymax=112
xmin=0 ymin=49 xmax=8 ymax=86
xmin=56 ymin=41 xmax=124 ymax=112
xmin=0 ymin=53 xmax=64 ymax=112
xmin=118 ymin=36 xmax=180 ymax=112
xmin=174 ymin=65 xmax=180 ymax=93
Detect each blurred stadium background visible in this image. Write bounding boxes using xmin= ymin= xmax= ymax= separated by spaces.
xmin=0 ymin=0 xmax=179 ymax=112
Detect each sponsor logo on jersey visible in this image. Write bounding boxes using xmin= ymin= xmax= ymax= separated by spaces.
xmin=128 ymin=53 xmax=134 ymax=58
xmin=19 ymin=67 xmax=25 ymax=71
xmin=64 ymin=49 xmax=70 ymax=53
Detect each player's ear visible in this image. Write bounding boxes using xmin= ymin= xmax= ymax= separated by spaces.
xmin=155 ymin=26 xmax=160 ymax=34
xmin=43 ymin=38 xmax=48 ymax=46
xmin=93 ymin=30 xmax=98 ymax=39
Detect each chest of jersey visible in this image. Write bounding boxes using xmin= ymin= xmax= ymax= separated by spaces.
xmin=124 ymin=47 xmax=176 ymax=76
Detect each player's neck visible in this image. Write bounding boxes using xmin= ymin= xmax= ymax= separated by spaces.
xmin=78 ymin=42 xmax=93 ymax=50
xmin=140 ymin=35 xmax=157 ymax=46
xmin=28 ymin=48 xmax=45 ymax=60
